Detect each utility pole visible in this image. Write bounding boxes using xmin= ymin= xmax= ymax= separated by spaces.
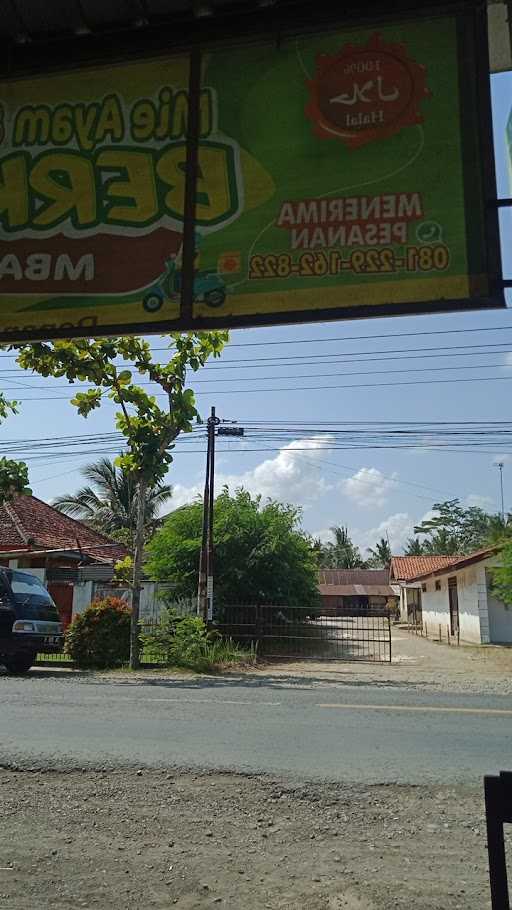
xmin=497 ymin=462 xmax=505 ymax=522
xmin=206 ymin=407 xmax=219 ymax=623
xmin=198 ymin=413 xmax=244 ymax=623
xmin=197 ymin=413 xmax=211 ymax=621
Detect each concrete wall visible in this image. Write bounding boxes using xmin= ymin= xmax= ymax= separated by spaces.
xmin=485 ymin=569 xmax=512 ymax=643
xmin=72 ymin=580 xmax=178 ymax=621
xmin=421 ymin=567 xmax=483 ymax=643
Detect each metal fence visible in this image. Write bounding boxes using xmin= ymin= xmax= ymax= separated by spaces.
xmin=33 ymin=603 xmax=392 ymax=666
xmin=214 ymin=604 xmax=392 ymax=662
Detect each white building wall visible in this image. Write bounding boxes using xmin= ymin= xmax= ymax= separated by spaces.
xmin=485 ymin=569 xmax=512 ymax=643
xmin=421 ymin=568 xmax=482 ymax=643
xmin=71 ymin=580 xmax=177 ymax=621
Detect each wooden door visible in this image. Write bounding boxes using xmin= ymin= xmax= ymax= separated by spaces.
xmin=448 ymin=577 xmax=459 ymax=637
xmin=48 ymin=582 xmax=74 ymax=630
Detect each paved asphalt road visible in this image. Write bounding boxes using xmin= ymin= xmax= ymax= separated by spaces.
xmin=1 ymin=670 xmax=511 ymax=783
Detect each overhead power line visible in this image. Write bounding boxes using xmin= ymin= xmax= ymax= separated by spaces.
xmin=7 ymin=372 xmax=512 ymax=402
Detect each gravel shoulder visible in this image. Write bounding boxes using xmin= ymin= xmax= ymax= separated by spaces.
xmin=97 ymin=626 xmax=512 ymax=697
xmin=0 ymin=768 xmax=494 ymax=910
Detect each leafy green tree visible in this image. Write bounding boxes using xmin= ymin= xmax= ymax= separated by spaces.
xmin=15 ymin=332 xmax=228 ymax=668
xmin=146 ymin=487 xmax=320 ymax=608
xmin=403 ymin=537 xmax=425 ymax=556
xmin=53 ymin=457 xmax=172 ymax=547
xmin=0 ymin=393 xmax=30 ymax=504
xmin=414 ymin=498 xmax=507 ymax=555
xmin=319 ymin=525 xmax=365 ymax=569
xmin=366 ymin=537 xmax=392 ymax=568
xmin=490 ymin=540 xmax=512 ymax=607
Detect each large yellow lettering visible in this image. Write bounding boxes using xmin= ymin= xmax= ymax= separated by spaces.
xmin=97 ymin=149 xmax=157 ymax=224
xmin=30 ymin=152 xmax=96 ymax=228
xmin=95 ymin=96 xmax=124 ymax=146
xmin=156 ymin=145 xmax=186 ymax=218
xmin=0 ymin=155 xmax=29 ymax=229
xmin=196 ymin=145 xmax=233 ymax=224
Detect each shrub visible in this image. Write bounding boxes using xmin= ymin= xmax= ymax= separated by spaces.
xmin=141 ymin=609 xmax=254 ymax=672
xmin=65 ymin=596 xmax=131 ymax=669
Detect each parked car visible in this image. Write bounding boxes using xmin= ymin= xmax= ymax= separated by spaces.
xmin=0 ymin=568 xmax=63 ymax=674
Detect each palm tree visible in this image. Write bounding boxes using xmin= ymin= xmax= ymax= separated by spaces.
xmin=321 ymin=525 xmax=365 ymax=569
xmin=53 ymin=457 xmax=172 ymax=544
xmin=404 ymin=537 xmax=424 ymax=556
xmin=367 ymin=537 xmax=391 ymax=568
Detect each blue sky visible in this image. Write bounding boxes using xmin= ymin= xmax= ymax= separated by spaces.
xmin=2 ymin=71 xmax=512 ymax=557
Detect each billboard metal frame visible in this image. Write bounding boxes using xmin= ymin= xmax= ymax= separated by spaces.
xmin=0 ymin=0 xmax=504 ymax=342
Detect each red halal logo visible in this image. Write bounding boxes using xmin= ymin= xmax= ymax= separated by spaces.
xmin=305 ymin=33 xmax=430 ymax=149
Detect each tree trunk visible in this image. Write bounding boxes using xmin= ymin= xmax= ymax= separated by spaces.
xmin=130 ymin=475 xmax=147 ymax=670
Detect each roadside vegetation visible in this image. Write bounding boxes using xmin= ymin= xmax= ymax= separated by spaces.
xmin=64 ymin=599 xmax=254 ymax=673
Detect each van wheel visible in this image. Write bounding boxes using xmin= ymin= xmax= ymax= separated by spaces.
xmin=4 ymin=653 xmax=36 ymax=674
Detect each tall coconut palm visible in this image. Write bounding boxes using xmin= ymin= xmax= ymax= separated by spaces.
xmin=366 ymin=537 xmax=392 ymax=568
xmin=53 ymin=457 xmax=172 ymax=543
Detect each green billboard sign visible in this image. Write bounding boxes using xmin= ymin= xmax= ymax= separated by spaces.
xmin=0 ymin=7 xmax=503 ymax=341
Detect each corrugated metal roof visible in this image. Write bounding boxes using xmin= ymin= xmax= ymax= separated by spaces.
xmin=319 ymin=569 xmax=390 ymax=587
xmin=319 ymin=584 xmax=397 ymax=597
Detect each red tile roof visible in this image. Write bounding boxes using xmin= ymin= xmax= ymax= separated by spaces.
xmin=389 ymin=555 xmax=461 ymax=582
xmin=0 ymin=495 xmax=127 ymax=562
xmin=408 ymin=547 xmax=498 ymax=581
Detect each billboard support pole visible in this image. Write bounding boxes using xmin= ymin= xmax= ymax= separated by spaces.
xmin=181 ymin=46 xmax=202 ymax=323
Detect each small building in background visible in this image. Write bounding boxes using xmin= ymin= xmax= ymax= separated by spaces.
xmin=390 ymin=555 xmax=462 ymax=626
xmin=318 ymin=569 xmax=399 ymax=614
xmin=0 ymin=494 xmax=128 ymax=627
xmin=407 ymin=547 xmax=511 ymax=645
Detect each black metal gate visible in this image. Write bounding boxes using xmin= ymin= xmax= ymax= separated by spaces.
xmin=214 ymin=605 xmax=392 ymax=663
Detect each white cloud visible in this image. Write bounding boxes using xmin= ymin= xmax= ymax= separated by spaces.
xmin=168 ymin=436 xmax=333 ymax=512
xmin=170 ymin=482 xmax=203 ymax=509
xmin=312 ymin=527 xmax=336 ymax=544
xmin=464 ymin=493 xmax=495 ymax=511
xmin=492 ymin=454 xmax=512 ymax=466
xmin=218 ymin=435 xmax=333 ymax=506
xmin=353 ymin=512 xmax=414 ymax=554
xmin=340 ymin=466 xmax=398 ymax=508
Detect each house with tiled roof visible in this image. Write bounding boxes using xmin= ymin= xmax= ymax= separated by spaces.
xmin=391 ymin=548 xmax=511 ymax=644
xmin=390 ymin=555 xmax=462 ymax=625
xmin=0 ymin=494 xmax=128 ymax=627
xmin=318 ymin=568 xmax=399 ymax=614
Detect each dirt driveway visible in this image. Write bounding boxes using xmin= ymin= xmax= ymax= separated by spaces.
xmin=244 ymin=625 xmax=512 ymax=695
xmin=0 ymin=768 xmax=495 ymax=910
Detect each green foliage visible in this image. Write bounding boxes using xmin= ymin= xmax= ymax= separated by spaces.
xmin=0 ymin=393 xmax=29 ymax=506
xmin=141 ymin=609 xmax=253 ymax=671
xmin=318 ymin=525 xmax=365 ymax=569
xmin=65 ymin=596 xmax=131 ymax=669
xmin=53 ymin=457 xmax=172 ymax=547
xmin=490 ymin=540 xmax=512 ymax=608
xmin=114 ymin=555 xmax=135 ymax=586
xmin=0 ymin=457 xmax=31 ymax=504
xmin=15 ymin=333 xmax=228 ymax=485
xmin=146 ymin=487 xmax=320 ymax=608
xmin=403 ymin=537 xmax=425 ymax=556
xmin=14 ymin=331 xmax=228 ymax=669
xmin=366 ymin=537 xmax=392 ymax=569
xmin=413 ymin=499 xmax=512 ymax=555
